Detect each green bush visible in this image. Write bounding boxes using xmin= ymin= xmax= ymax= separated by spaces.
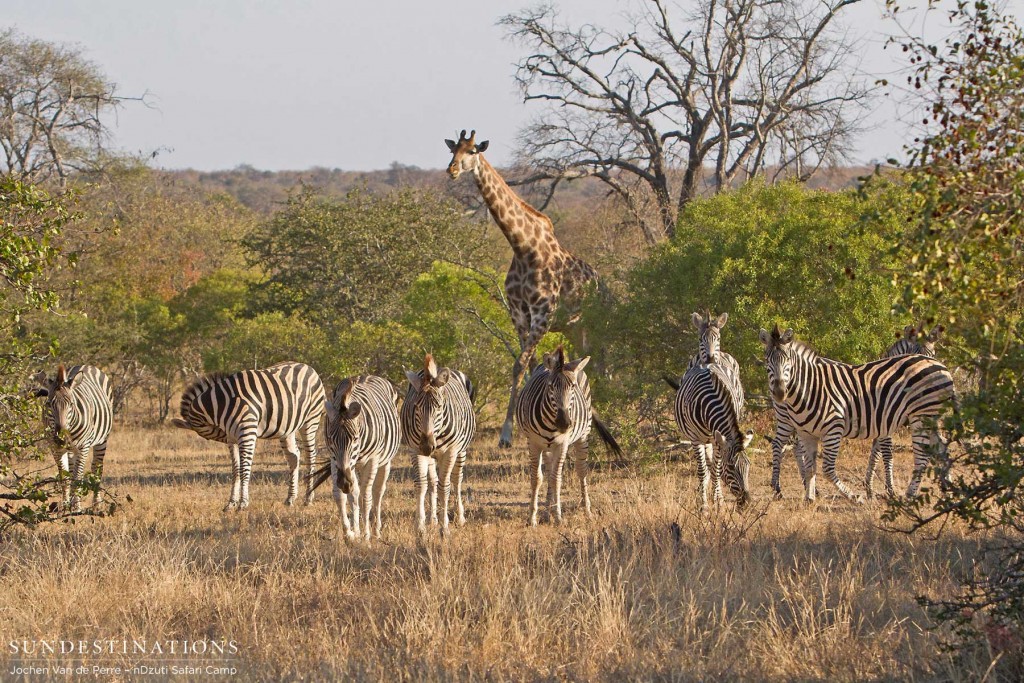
xmin=583 ymin=181 xmax=907 ymax=407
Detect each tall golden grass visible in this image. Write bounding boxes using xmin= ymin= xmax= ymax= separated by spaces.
xmin=0 ymin=423 xmax=999 ymax=681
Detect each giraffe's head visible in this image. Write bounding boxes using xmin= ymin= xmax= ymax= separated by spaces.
xmin=444 ymin=129 xmax=489 ymax=180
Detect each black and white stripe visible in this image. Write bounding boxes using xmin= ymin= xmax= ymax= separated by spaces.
xmin=761 ymin=325 xmax=956 ymax=501
xmin=401 ymin=354 xmax=476 ymax=534
xmin=516 ymin=346 xmax=621 ymax=526
xmin=321 ymin=375 xmax=401 ymax=541
xmin=172 ymin=361 xmax=325 ymax=511
xmin=865 ymin=323 xmax=944 ymax=498
xmin=36 ymin=364 xmax=113 ymax=512
xmin=667 ymin=319 xmax=751 ymax=509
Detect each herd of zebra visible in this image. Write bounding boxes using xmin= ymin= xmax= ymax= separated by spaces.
xmin=30 ymin=314 xmax=956 ymax=536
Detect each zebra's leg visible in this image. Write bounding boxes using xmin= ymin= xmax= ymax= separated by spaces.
xmin=797 ymin=434 xmax=819 ymax=502
xmin=428 ymin=458 xmax=439 ymax=527
xmin=331 ymin=456 xmax=354 ymax=540
xmin=237 ymin=435 xmax=257 ymax=510
xmin=88 ymin=440 xmax=108 ymax=505
xmin=865 ymin=439 xmax=880 ymax=499
xmin=820 ymin=430 xmax=863 ymax=503
xmin=572 ymin=440 xmax=591 ymax=516
xmin=414 ymin=453 xmax=430 ymax=534
xmin=69 ymin=446 xmax=89 ymax=513
xmin=770 ymin=419 xmax=796 ymax=499
xmin=282 ymin=434 xmax=300 ymax=507
xmin=880 ymin=437 xmax=896 ymax=498
xmin=906 ymin=418 xmax=940 ymax=498
xmin=358 ymin=459 xmax=377 ymax=542
xmin=224 ymin=444 xmax=241 ymax=511
xmin=453 ymin=451 xmax=467 ymax=526
xmin=712 ymin=435 xmax=726 ymax=506
xmin=55 ymin=450 xmax=72 ymax=511
xmin=348 ymin=464 xmax=363 ymax=539
xmin=371 ymin=462 xmax=391 ymax=539
xmin=695 ymin=444 xmax=711 ymax=513
xmin=528 ymin=443 xmax=544 ymax=527
xmin=500 ymin=315 xmax=549 ymax=448
xmin=436 ymin=450 xmax=456 ymax=536
xmin=547 ymin=441 xmax=570 ymax=524
xmin=299 ymin=423 xmax=319 ymax=506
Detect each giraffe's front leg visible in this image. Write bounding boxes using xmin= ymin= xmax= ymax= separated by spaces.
xmin=500 ymin=309 xmax=548 ymax=449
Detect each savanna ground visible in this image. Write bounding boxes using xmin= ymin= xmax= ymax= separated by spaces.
xmin=0 ymin=418 xmax=999 ymax=682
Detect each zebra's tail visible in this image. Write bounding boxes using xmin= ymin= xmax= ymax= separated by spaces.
xmin=662 ymin=374 xmax=680 ymax=392
xmin=591 ymin=413 xmax=623 ymax=460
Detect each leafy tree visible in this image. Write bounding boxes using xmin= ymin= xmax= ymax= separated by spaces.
xmin=242 ymin=186 xmax=501 ymax=329
xmin=882 ymin=0 xmax=1024 ymax=671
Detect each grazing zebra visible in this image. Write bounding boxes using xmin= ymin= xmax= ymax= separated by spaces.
xmin=516 ymin=346 xmax=622 ymax=526
xmin=401 ymin=354 xmax=476 ymax=535
xmin=666 ymin=313 xmax=752 ymax=509
xmin=34 ymin=365 xmax=113 ymax=512
xmin=760 ymin=325 xmax=956 ymax=502
xmin=172 ymin=361 xmax=325 ymax=511
xmin=318 ymin=375 xmax=401 ymax=541
xmin=865 ymin=323 xmax=944 ymax=498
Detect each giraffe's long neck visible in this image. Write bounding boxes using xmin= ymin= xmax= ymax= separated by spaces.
xmin=473 ymin=156 xmax=554 ymax=256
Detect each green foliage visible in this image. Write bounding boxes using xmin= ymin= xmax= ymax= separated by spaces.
xmin=242 ymin=186 xmax=495 ymax=329
xmin=0 ymin=176 xmax=74 ymax=528
xmin=882 ymin=0 xmax=1024 ymax=666
xmin=584 ymin=181 xmax=905 ymax=406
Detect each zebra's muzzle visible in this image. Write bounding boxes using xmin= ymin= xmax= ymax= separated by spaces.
xmin=420 ymin=433 xmax=436 ymax=456
xmin=554 ymin=409 xmax=571 ymax=432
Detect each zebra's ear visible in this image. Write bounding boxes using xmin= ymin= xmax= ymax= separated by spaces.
xmin=565 ymin=356 xmax=590 ymax=379
xmin=344 ymin=401 xmax=363 ymax=420
xmin=780 ymin=328 xmax=794 ymax=344
xmin=691 ymin=312 xmax=703 ymax=330
xmin=742 ymin=431 xmax=754 ymax=448
xmin=716 ymin=312 xmax=728 ymax=328
xmin=928 ymin=325 xmax=944 ymax=342
xmin=433 ymin=368 xmax=451 ymax=387
xmin=405 ymin=370 xmax=423 ymax=393
xmin=903 ymin=324 xmax=916 ymax=339
xmin=758 ymin=328 xmax=771 ymax=347
xmin=325 ymin=399 xmax=339 ymax=421
xmin=33 ymin=387 xmax=49 ymax=398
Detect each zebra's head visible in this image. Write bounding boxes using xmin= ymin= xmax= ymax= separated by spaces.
xmin=724 ymin=431 xmax=754 ymax=505
xmin=325 ymin=379 xmax=363 ymax=494
xmin=759 ymin=324 xmax=796 ymax=403
xmin=899 ymin=323 xmax=943 ymax=357
xmin=405 ymin=354 xmax=452 ymax=456
xmin=692 ymin=310 xmax=728 ymax=364
xmin=541 ymin=346 xmax=590 ymax=432
xmin=444 ymin=129 xmax=489 ymax=180
xmin=40 ymin=365 xmax=80 ymax=447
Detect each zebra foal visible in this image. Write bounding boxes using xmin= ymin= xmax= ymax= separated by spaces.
xmin=315 ymin=375 xmax=401 ymax=541
xmin=34 ymin=365 xmax=113 ymax=512
xmin=760 ymin=325 xmax=956 ymax=502
xmin=516 ymin=346 xmax=621 ymax=526
xmin=172 ymin=361 xmax=325 ymax=511
xmin=402 ymin=354 xmax=476 ymax=535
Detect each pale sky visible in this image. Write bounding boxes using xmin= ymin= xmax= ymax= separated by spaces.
xmin=7 ymin=0 xmax=1021 ymax=171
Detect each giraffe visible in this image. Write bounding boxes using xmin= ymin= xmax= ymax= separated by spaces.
xmin=445 ymin=129 xmax=599 ymax=448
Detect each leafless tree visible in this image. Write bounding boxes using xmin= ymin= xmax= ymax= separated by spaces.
xmin=0 ymin=29 xmax=139 ymax=187
xmin=501 ymin=0 xmax=869 ymax=243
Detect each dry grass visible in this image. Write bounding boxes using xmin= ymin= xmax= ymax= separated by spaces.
xmin=0 ymin=423 xmax=1000 ymax=681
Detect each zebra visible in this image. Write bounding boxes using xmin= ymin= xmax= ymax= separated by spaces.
xmin=760 ymin=325 xmax=956 ymax=502
xmin=665 ymin=311 xmax=752 ymax=510
xmin=401 ymin=354 xmax=476 ymax=535
xmin=315 ymin=375 xmax=401 ymax=541
xmin=865 ymin=323 xmax=944 ymax=498
xmin=34 ymin=365 xmax=113 ymax=512
xmin=171 ymin=361 xmax=325 ymax=511
xmin=516 ymin=345 xmax=622 ymax=526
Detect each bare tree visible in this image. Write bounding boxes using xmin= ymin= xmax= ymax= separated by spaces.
xmin=501 ymin=0 xmax=869 ymax=243
xmin=0 ymin=29 xmax=134 ymax=187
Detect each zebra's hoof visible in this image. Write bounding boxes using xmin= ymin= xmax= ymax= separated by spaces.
xmin=497 ymin=439 xmax=512 ymax=449
xmin=853 ymin=495 xmax=865 ymax=505
xmin=237 ymin=501 xmax=250 ymax=511
xmin=773 ymin=490 xmax=783 ymax=501
xmin=284 ymin=498 xmax=295 ymax=507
